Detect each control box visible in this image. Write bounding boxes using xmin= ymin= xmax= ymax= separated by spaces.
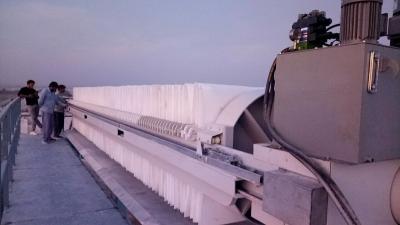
xmin=272 ymin=43 xmax=400 ymax=163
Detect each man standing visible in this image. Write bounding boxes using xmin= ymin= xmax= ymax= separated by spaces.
xmin=38 ymin=81 xmax=59 ymax=144
xmin=18 ymin=80 xmax=42 ymax=135
xmin=53 ymin=84 xmax=69 ymax=138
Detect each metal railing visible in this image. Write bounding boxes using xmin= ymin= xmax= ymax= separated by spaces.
xmin=0 ymin=98 xmax=21 ymax=220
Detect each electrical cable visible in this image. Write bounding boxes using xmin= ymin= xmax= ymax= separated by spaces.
xmin=327 ymin=23 xmax=340 ymax=31
xmin=263 ymin=55 xmax=361 ymax=225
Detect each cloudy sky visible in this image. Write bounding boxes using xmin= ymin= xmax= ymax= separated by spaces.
xmin=0 ymin=0 xmax=394 ymax=88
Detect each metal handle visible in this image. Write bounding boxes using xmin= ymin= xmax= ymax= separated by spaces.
xmin=367 ymin=51 xmax=381 ymax=94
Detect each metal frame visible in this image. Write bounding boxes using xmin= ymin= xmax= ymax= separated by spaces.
xmin=69 ymin=103 xmax=263 ymax=185
xmin=0 ymin=98 xmax=21 ymax=220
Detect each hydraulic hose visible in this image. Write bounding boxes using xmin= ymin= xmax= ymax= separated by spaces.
xmin=263 ymin=57 xmax=361 ymax=225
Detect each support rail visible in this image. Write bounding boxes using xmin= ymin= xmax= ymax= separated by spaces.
xmin=0 ymin=98 xmax=21 ymax=221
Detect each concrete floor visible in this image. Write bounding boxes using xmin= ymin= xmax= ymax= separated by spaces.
xmin=1 ymin=134 xmax=128 ymax=225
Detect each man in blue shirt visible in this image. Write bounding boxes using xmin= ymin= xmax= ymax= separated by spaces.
xmin=38 ymin=81 xmax=61 ymax=144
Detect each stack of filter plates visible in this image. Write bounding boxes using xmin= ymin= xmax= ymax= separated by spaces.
xmin=72 ymin=83 xmax=261 ymax=222
xmin=69 ymin=100 xmax=195 ymax=140
xmin=73 ymin=83 xmax=261 ymax=127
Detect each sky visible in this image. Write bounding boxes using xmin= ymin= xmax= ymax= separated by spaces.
xmin=0 ymin=0 xmax=394 ymax=88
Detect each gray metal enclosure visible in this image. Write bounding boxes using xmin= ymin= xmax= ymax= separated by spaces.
xmin=272 ymin=43 xmax=400 ymax=163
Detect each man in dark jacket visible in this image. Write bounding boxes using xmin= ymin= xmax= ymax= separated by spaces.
xmin=53 ymin=84 xmax=70 ymax=138
xmin=18 ymin=80 xmax=42 ymax=135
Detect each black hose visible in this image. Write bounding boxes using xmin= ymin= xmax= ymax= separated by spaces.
xmin=327 ymin=23 xmax=340 ymax=31
xmin=263 ymin=56 xmax=361 ymax=225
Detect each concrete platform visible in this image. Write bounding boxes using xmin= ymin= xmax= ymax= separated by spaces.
xmin=1 ymin=134 xmax=128 ymax=225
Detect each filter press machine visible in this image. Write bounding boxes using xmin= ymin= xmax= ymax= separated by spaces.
xmin=68 ymin=1 xmax=400 ymax=224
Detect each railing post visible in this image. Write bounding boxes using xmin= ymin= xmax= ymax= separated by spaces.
xmin=0 ymin=98 xmax=21 ymax=219
xmin=0 ymin=107 xmax=5 ymax=217
xmin=0 ymin=119 xmax=2 ymax=216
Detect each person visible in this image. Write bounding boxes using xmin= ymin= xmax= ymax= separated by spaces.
xmin=38 ymin=81 xmax=60 ymax=144
xmin=18 ymin=80 xmax=42 ymax=135
xmin=53 ymin=84 xmax=70 ymax=138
